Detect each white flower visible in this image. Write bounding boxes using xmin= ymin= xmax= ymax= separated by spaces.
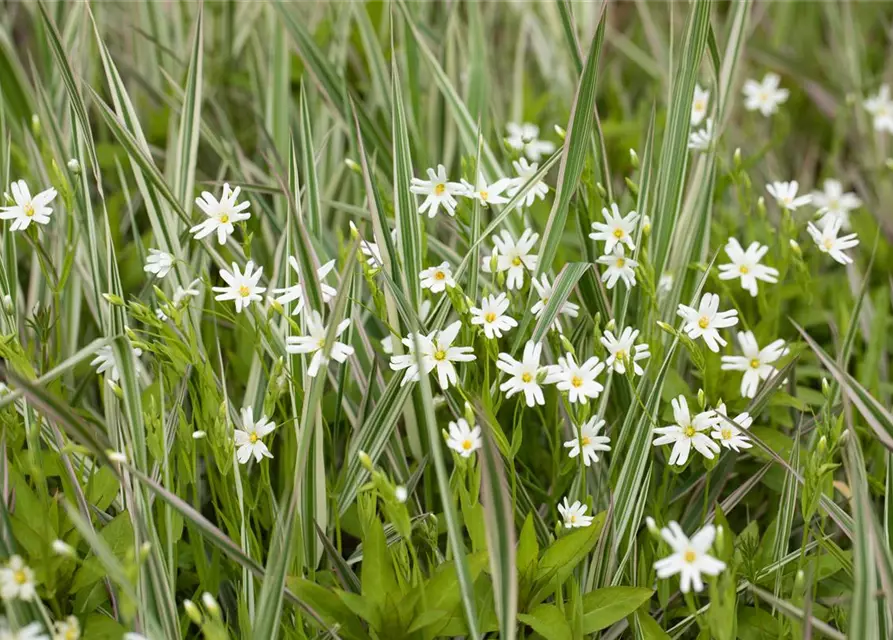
xmin=483 ymin=229 xmax=539 ymax=290
xmin=173 ymin=279 xmax=201 ymax=306
xmin=505 ymin=122 xmax=555 ymax=161
xmin=395 ymin=486 xmax=408 ymax=503
xmin=742 ymin=73 xmax=789 ymax=116
xmin=234 ymin=406 xmax=276 ymax=464
xmin=382 ymin=300 xmax=430 ymax=355
xmin=496 ymin=340 xmax=547 ymax=407
xmin=419 ymin=262 xmax=456 ymax=294
xmin=807 ymin=218 xmax=859 ymax=265
xmin=720 ymin=331 xmax=788 ymax=398
xmin=446 ymin=418 xmax=482 ymax=457
xmin=459 ymin=172 xmax=512 ymax=207
xmin=811 ymin=179 xmax=861 ymax=230
xmin=597 ymin=247 xmax=638 ymax=290
xmin=389 ymin=333 xmax=427 ymax=384
xmin=0 ymin=555 xmax=37 ymax=601
xmin=676 ymin=292 xmax=739 ymax=353
xmin=530 ymin=275 xmax=580 ymax=333
xmin=691 ymin=84 xmax=710 ymax=125
xmin=563 ymin=416 xmax=611 ymax=466
xmin=410 ymin=164 xmax=464 ymax=218
xmin=687 ymin=118 xmax=714 ymax=152
xmin=717 ymin=238 xmax=779 ymax=297
xmin=589 ymin=203 xmax=638 ymax=254
xmin=273 ymin=257 xmax=337 ymax=316
xmin=212 ymin=261 xmax=266 ymax=313
xmin=864 ymin=85 xmax=893 ymax=134
xmin=507 ymin=158 xmax=549 ymax=208
xmin=1 ymin=621 xmax=48 ymax=640
xmin=658 ymin=274 xmax=674 ymax=295
xmin=0 ymin=180 xmax=57 ymax=231
xmin=285 ymin=309 xmax=354 ymax=378
xmin=52 ymin=615 xmax=80 ymax=640
xmin=349 ymin=223 xmax=395 ymax=269
xmin=558 ymin=497 xmax=593 ymax=528
xmin=391 ymin=321 xmax=474 ymax=389
xmin=546 ymin=353 xmax=605 ymax=404
xmin=470 ymin=293 xmax=518 ymax=339
xmin=600 ymin=327 xmax=650 ymax=376
xmin=766 ymin=181 xmax=811 ymax=211
xmin=190 ymin=183 xmax=251 ymax=245
xmin=51 ymin=540 xmax=74 ymax=557
xmin=652 ymin=396 xmax=721 ymax=466
xmin=143 ymin=249 xmax=174 ymax=279
xmin=711 ymin=403 xmax=753 ymax=452
xmin=653 ymin=521 xmax=726 ymax=593
xmin=90 ymin=343 xmax=143 ymax=382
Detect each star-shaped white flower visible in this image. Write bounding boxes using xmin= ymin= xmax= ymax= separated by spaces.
xmin=865 ymin=85 xmax=893 ymax=134
xmin=0 ymin=555 xmax=37 ymax=601
xmin=600 ymin=326 xmax=650 ymax=376
xmin=597 ymin=247 xmax=638 ymax=290
xmin=711 ymin=403 xmax=753 ymax=452
xmin=1 ymin=620 xmax=48 ymax=640
xmin=446 ymin=418 xmax=482 ymax=458
xmin=589 ymin=203 xmax=638 ymax=255
xmin=483 ymin=229 xmax=539 ymax=290
xmin=652 ymin=396 xmax=721 ymax=466
xmin=272 ymin=257 xmax=337 ymax=316
xmin=653 ymin=521 xmax=726 ymax=593
xmin=144 ymin=249 xmax=174 ymax=279
xmin=687 ymin=118 xmax=714 ymax=152
xmin=546 ymin=353 xmax=605 ymax=404
xmin=212 ymin=261 xmax=266 ymax=314
xmin=496 ymin=340 xmax=547 ymax=407
xmin=720 ymin=331 xmax=788 ymax=398
xmin=410 ymin=164 xmax=464 ymax=218
xmin=53 ymin=615 xmax=80 ymax=640
xmin=382 ymin=301 xmax=431 ymax=355
xmin=234 ymin=406 xmax=276 ymax=464
xmin=389 ymin=333 xmax=429 ymax=384
xmin=0 ymin=179 xmax=57 ymax=231
xmin=563 ymin=416 xmax=611 ymax=466
xmin=717 ymin=238 xmax=779 ymax=297
xmin=470 ymin=293 xmax=518 ymax=339
xmin=90 ymin=343 xmax=143 ymax=382
xmin=766 ymin=181 xmax=811 ymax=211
xmin=691 ymin=84 xmax=710 ymax=126
xmin=676 ymin=292 xmax=739 ymax=353
xmin=285 ymin=309 xmax=354 ymax=377
xmin=811 ymin=179 xmax=861 ymax=230
xmin=419 ymin=262 xmax=456 ymax=294
xmin=530 ymin=274 xmax=580 ymax=333
xmin=190 ymin=183 xmax=251 ymax=245
xmin=807 ymin=218 xmax=859 ymax=265
xmin=507 ymin=158 xmax=549 ymax=209
xmin=393 ymin=321 xmax=474 ymax=389
xmin=558 ymin=497 xmax=593 ymax=528
xmin=505 ymin=122 xmax=556 ymax=162
xmin=742 ymin=73 xmax=789 ymax=117
xmin=459 ymin=172 xmax=512 ymax=207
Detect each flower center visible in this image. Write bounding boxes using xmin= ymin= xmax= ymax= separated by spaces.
xmin=249 ymin=433 xmax=258 ymax=444
xmin=683 ymin=425 xmax=696 ymax=438
xmin=485 ymin=312 xmax=496 ymax=323
xmin=317 ymin=338 xmax=326 ymax=348
xmin=569 ymin=514 xmax=577 ymax=523
xmin=739 ymin=265 xmax=749 ymax=274
xmin=219 ymin=213 xmax=230 ymax=223
xmin=616 ymin=349 xmax=627 ymax=362
xmin=683 ymin=550 xmax=697 ymax=563
xmin=521 ymin=372 xmax=532 ymax=383
xmin=462 ymin=439 xmax=472 ymax=450
xmin=434 ymin=271 xmax=446 ymax=280
xmin=581 ymin=436 xmax=591 ymax=445
xmin=613 ymin=228 xmax=624 ymax=239
xmin=480 ymin=191 xmax=489 ymax=201
xmin=694 ymin=100 xmax=705 ymax=111
xmin=23 ymin=203 xmax=35 ymax=217
xmin=616 ymin=258 xmax=626 ymax=268
xmin=698 ymin=316 xmax=710 ymax=329
xmin=571 ymin=375 xmax=583 ymax=388
xmin=511 ymin=256 xmax=522 ymax=267
xmin=13 ymin=570 xmax=27 ymax=585
xmin=239 ymin=285 xmax=251 ymax=297
xmin=823 ymin=238 xmax=834 ymax=250
xmin=721 ymin=428 xmax=732 ymax=440
xmin=750 ymin=358 xmax=761 ymax=369
xmin=434 ymin=183 xmax=446 ymax=195
xmin=434 ymin=350 xmax=447 ymax=361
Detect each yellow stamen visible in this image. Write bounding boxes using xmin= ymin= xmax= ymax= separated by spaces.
xmin=721 ymin=428 xmax=732 ymax=440
xmin=683 ymin=426 xmax=696 ymax=438
xmin=480 ymin=191 xmax=489 ymax=201
xmin=512 ymin=256 xmax=522 ymax=267
xmin=683 ymin=550 xmax=697 ymax=563
xmin=581 ymin=436 xmax=591 ymax=446
xmin=613 ymin=228 xmax=624 ymax=238
xmin=571 ymin=375 xmax=583 ymax=388
xmin=616 ymin=258 xmax=626 ymax=268
xmin=521 ymin=372 xmax=532 ymax=383
xmin=219 ymin=213 xmax=230 ymax=223
xmin=462 ymin=439 xmax=472 ymax=450
xmin=823 ymin=238 xmax=834 ymax=250
xmin=249 ymin=433 xmax=258 ymax=444
xmin=23 ymin=203 xmax=35 ymax=217
xmin=750 ymin=358 xmax=761 ymax=369
xmin=485 ymin=312 xmax=496 ymax=323
xmin=239 ymin=285 xmax=251 ymax=297
xmin=434 ymin=271 xmax=446 ymax=280
xmin=434 ymin=350 xmax=446 ymax=361
xmin=13 ymin=570 xmax=27 ymax=585
xmin=698 ymin=317 xmax=710 ymax=329
xmin=434 ymin=183 xmax=446 ymax=195
xmin=739 ymin=265 xmax=749 ymax=274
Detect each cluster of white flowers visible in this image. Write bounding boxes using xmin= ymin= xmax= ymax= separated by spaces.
xmin=652 ymin=395 xmax=753 ymax=466
xmin=589 ymin=203 xmax=640 ymax=290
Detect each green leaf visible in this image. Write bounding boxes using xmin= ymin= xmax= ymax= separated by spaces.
xmin=518 ymin=604 xmax=572 ymax=640
xmin=581 ymin=586 xmax=654 ymax=633
xmin=530 ymin=512 xmax=606 ymax=605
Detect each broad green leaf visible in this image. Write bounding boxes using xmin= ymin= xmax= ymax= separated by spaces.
xmin=581 ymin=586 xmax=654 ymax=633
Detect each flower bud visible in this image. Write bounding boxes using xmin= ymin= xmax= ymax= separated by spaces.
xmin=733 ymin=148 xmax=742 ymax=170
xmin=821 ymin=377 xmax=831 ymax=398
xmin=183 ymin=599 xmax=202 ymax=624
xmin=553 ymin=124 xmax=566 ymax=140
xmin=270 ymin=298 xmax=284 ymax=315
xmin=31 ymin=114 xmax=41 ymax=137
xmin=52 ymin=539 xmax=75 ymax=557
xmin=192 ymin=430 xmax=207 ymax=440
xmin=605 ymin=318 xmax=616 ymax=332
xmin=464 ymin=401 xmax=475 ymax=426
xmin=645 ymin=516 xmax=661 ymax=538
xmin=348 ymin=221 xmax=360 ymax=239
xmin=2 ymin=294 xmax=13 ymax=314
xmin=107 ymin=381 xmax=124 ymax=400
xmin=697 ymin=388 xmax=706 ymax=410
xmin=756 ymin=196 xmax=767 ymax=218
xmin=108 ymin=450 xmax=127 ymax=464
xmin=358 ymin=450 xmax=373 ymax=472
xmin=489 ymin=249 xmax=499 ymax=275
xmin=202 ymin=591 xmax=221 ymax=618
xmin=655 ymin=321 xmax=676 ymax=336
xmin=885 ymin=158 xmax=893 ymax=172
xmin=139 ymin=541 xmax=152 ymax=559
xmin=642 ymin=215 xmax=651 ymax=236
xmin=793 ymin=569 xmax=805 ymax=592
xmin=559 ymin=333 xmax=575 ymax=355
xmin=344 ymin=158 xmax=361 ymax=174
xmin=595 ymin=182 xmax=607 ymax=199
xmin=629 ymin=148 xmax=639 ymax=169
xmin=789 ymin=239 xmax=802 ymax=257
xmin=395 ymin=485 xmax=408 ymax=503
xmin=103 ymin=293 xmax=126 ymax=307
xmin=67 ymin=158 xmax=81 ymax=174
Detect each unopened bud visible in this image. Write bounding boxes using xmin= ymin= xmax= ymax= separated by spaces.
xmin=756 ymin=196 xmax=767 ymax=218
xmin=103 ymin=293 xmax=126 ymax=307
xmin=656 ymin=321 xmax=675 ymax=336
xmin=697 ymin=388 xmax=706 ymax=410
xmin=733 ymin=148 xmax=742 ymax=170
xmin=395 ymin=485 xmax=408 ymax=503
xmin=192 ymin=430 xmax=207 ymax=440
xmin=793 ymin=569 xmax=805 ymax=591
xmin=464 ymin=401 xmax=475 ymax=426
xmin=885 ymin=158 xmax=893 ymax=172
xmin=344 ymin=158 xmax=361 ymax=174
xmin=624 ymin=177 xmax=639 ymax=198
xmin=629 ymin=148 xmax=639 ymax=169
xmin=67 ymin=158 xmax=81 ymax=174
xmin=595 ymin=182 xmax=607 ymax=199
xmin=358 ymin=450 xmax=373 ymax=471
xmin=605 ymin=318 xmax=616 ymax=332
xmin=107 ymin=381 xmax=124 ymax=399
xmin=31 ymin=114 xmax=41 ymax=137
xmin=821 ymin=377 xmax=831 ymax=398
xmin=642 ymin=215 xmax=651 ymax=237
xmin=789 ymin=239 xmax=801 ymax=257
xmin=489 ymin=249 xmax=499 ymax=275
xmin=559 ymin=334 xmax=575 ymax=355
xmin=201 ymin=592 xmax=221 ymax=618
xmin=348 ymin=221 xmax=360 ymax=239
xmin=817 ymin=436 xmax=827 ymax=456
xmin=645 ymin=516 xmax=660 ymax=538
xmin=2 ymin=294 xmax=12 ymax=314
xmin=553 ymin=125 xmax=566 ymax=140
xmin=270 ymin=299 xmax=284 ymax=315
xmin=52 ymin=539 xmax=75 ymax=557
xmin=124 ymin=326 xmax=138 ymax=342
xmin=183 ymin=599 xmax=202 ymax=624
